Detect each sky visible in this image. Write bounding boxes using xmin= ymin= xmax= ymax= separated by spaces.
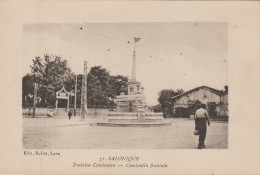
xmin=23 ymin=22 xmax=228 ymax=105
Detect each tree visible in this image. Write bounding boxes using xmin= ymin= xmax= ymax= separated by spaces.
xmin=148 ymin=104 xmax=162 ymax=113
xmin=158 ymin=89 xmax=183 ymax=116
xmin=29 ymin=54 xmax=74 ymax=107
xmin=22 ymin=74 xmax=34 ymax=106
xmin=87 ymin=75 xmax=106 ymax=116
xmin=87 ymin=66 xmax=128 ymax=107
xmin=22 ymin=74 xmax=34 ymax=114
xmin=87 ymin=66 xmax=110 ymax=107
xmin=108 ymin=75 xmax=128 ymax=98
xmin=25 ymin=56 xmax=129 ymax=109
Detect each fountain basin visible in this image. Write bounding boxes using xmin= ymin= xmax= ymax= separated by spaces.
xmin=97 ymin=120 xmax=171 ymax=127
xmin=98 ymin=112 xmax=169 ymax=127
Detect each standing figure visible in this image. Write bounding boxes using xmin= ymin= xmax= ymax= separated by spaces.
xmin=194 ymin=104 xmax=210 ymax=149
xmin=68 ymin=110 xmax=72 ymax=120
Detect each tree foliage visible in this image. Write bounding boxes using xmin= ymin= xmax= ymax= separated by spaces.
xmin=22 ymin=56 xmax=128 ymax=108
xmin=108 ymin=75 xmax=128 ymax=98
xmin=22 ymin=74 xmax=34 ymax=107
xmin=24 ymin=54 xmax=74 ymax=107
xmin=87 ymin=66 xmax=128 ymax=107
xmin=149 ymin=104 xmax=162 ymax=113
xmin=158 ymin=89 xmax=183 ymax=116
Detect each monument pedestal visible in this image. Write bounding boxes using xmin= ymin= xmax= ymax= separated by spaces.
xmin=104 ymin=79 xmax=168 ymax=126
xmin=137 ymin=105 xmax=145 ymax=122
xmin=103 ymin=110 xmax=168 ymax=127
xmin=138 ymin=112 xmax=145 ymax=122
xmin=98 ymin=37 xmax=170 ymax=127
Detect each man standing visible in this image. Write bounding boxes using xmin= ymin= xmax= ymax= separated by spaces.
xmin=68 ymin=110 xmax=72 ymax=120
xmin=194 ymin=104 xmax=210 ymax=149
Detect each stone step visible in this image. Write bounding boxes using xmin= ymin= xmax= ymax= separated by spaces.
xmin=108 ymin=119 xmax=164 ymax=122
xmin=108 ymin=112 xmax=138 ymax=116
xmin=97 ymin=121 xmax=171 ymax=127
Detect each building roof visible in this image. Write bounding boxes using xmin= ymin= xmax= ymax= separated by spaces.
xmin=171 ymin=86 xmax=224 ymax=100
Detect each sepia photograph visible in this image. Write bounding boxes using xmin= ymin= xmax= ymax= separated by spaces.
xmin=22 ymin=22 xmax=228 ymax=149
xmin=1 ymin=1 xmax=260 ymax=174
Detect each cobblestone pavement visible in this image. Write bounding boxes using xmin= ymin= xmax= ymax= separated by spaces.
xmin=23 ymin=116 xmax=228 ymax=149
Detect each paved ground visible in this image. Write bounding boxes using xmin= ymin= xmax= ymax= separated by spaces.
xmin=23 ymin=116 xmax=228 ymax=149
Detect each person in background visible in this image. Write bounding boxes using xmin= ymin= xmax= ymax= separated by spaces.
xmin=68 ymin=110 xmax=72 ymax=120
xmin=194 ymin=104 xmax=210 ymax=149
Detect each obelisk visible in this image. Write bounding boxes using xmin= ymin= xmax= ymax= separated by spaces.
xmin=131 ymin=46 xmax=136 ymax=82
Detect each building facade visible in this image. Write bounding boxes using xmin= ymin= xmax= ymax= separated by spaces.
xmin=172 ymin=86 xmax=228 ymax=118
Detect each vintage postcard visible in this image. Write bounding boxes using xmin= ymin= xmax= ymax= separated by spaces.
xmin=0 ymin=1 xmax=260 ymax=175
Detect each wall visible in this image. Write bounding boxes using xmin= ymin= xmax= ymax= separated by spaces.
xmin=22 ymin=107 xmax=114 ymax=117
xmin=220 ymin=93 xmax=229 ymax=116
xmin=22 ymin=107 xmax=47 ymax=116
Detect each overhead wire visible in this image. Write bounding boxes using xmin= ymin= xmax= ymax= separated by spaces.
xmin=63 ymin=24 xmax=158 ymax=61
xmin=67 ymin=24 xmax=155 ymax=53
xmin=66 ymin=24 xmax=136 ymax=58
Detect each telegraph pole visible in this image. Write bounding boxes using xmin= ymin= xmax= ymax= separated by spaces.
xmin=33 ymin=83 xmax=37 ymax=118
xmin=80 ymin=61 xmax=88 ymax=119
xmin=74 ymin=74 xmax=77 ymax=116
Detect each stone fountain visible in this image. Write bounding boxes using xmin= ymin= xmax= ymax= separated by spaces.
xmin=97 ymin=38 xmax=170 ymax=127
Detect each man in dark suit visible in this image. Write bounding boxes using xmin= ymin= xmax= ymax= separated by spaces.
xmin=195 ymin=104 xmax=210 ymax=149
xmin=68 ymin=110 xmax=72 ymax=120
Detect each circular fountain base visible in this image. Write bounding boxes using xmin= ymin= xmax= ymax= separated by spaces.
xmin=97 ymin=120 xmax=171 ymax=127
xmin=100 ymin=112 xmax=169 ymax=127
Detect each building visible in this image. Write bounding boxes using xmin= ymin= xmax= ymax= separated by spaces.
xmin=172 ymin=86 xmax=228 ymax=118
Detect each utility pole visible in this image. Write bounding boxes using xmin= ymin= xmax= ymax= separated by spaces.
xmin=74 ymin=74 xmax=77 ymax=116
xmin=33 ymin=83 xmax=37 ymax=118
xmin=80 ymin=61 xmax=88 ymax=119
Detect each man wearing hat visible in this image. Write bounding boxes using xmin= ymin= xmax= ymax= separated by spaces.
xmin=68 ymin=110 xmax=72 ymax=120
xmin=194 ymin=104 xmax=210 ymax=149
